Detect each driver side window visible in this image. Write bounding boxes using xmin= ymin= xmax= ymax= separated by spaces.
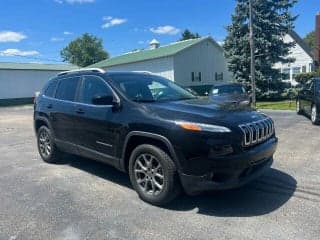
xmin=79 ymin=75 xmax=113 ymax=105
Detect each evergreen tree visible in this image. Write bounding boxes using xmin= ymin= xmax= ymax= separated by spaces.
xmin=224 ymin=0 xmax=297 ymax=95
xmin=179 ymin=29 xmax=201 ymax=41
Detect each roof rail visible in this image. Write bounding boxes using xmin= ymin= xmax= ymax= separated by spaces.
xmin=57 ymin=68 xmax=106 ymax=76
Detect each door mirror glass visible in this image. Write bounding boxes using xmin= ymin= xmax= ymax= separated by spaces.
xmin=92 ymin=95 xmax=114 ymax=105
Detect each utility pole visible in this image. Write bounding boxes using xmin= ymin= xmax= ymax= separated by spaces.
xmin=249 ymin=0 xmax=256 ymax=106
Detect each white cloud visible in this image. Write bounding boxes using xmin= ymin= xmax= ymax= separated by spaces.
xmin=150 ymin=25 xmax=180 ymax=35
xmin=0 ymin=49 xmax=39 ymax=57
xmin=50 ymin=37 xmax=64 ymax=42
xmin=63 ymin=31 xmax=73 ymax=35
xmin=102 ymin=16 xmax=127 ymax=29
xmin=0 ymin=31 xmax=27 ymax=42
xmin=54 ymin=0 xmax=95 ymax=4
xmin=138 ymin=40 xmax=145 ymax=45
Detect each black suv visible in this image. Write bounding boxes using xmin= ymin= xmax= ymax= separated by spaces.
xmin=34 ymin=69 xmax=277 ymax=205
xmin=296 ymin=78 xmax=320 ymax=125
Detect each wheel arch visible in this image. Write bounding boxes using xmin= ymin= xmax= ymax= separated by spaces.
xmin=120 ymin=131 xmax=179 ymax=172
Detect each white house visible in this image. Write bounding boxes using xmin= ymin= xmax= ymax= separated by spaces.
xmin=273 ymin=31 xmax=315 ymax=86
xmin=90 ymin=37 xmax=232 ymax=94
xmin=0 ymin=62 xmax=76 ymax=104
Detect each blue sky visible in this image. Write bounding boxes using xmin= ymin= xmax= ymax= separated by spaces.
xmin=0 ymin=0 xmax=318 ymax=64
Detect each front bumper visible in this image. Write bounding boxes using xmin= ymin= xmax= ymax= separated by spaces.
xmin=179 ymin=137 xmax=277 ymax=195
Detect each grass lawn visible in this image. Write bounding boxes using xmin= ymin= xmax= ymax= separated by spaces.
xmin=256 ymin=100 xmax=296 ymax=111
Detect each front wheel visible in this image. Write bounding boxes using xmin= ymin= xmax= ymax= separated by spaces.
xmin=296 ymin=99 xmax=302 ymax=114
xmin=129 ymin=144 xmax=180 ymax=206
xmin=311 ymin=104 xmax=320 ymax=125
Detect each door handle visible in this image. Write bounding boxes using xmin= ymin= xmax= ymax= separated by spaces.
xmin=47 ymin=104 xmax=53 ymax=109
xmin=76 ymin=108 xmax=85 ymax=114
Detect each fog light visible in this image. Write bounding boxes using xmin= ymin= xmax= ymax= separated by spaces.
xmin=209 ymin=144 xmax=233 ymax=157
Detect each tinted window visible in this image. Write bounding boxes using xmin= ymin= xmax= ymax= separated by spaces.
xmin=110 ymin=74 xmax=196 ymax=102
xmin=79 ymin=76 xmax=113 ymax=104
xmin=44 ymin=79 xmax=58 ymax=97
xmin=55 ymin=77 xmax=80 ymax=101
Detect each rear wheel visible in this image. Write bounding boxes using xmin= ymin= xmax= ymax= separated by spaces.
xmin=129 ymin=144 xmax=180 ymax=206
xmin=37 ymin=126 xmax=61 ymax=163
xmin=311 ymin=104 xmax=320 ymax=125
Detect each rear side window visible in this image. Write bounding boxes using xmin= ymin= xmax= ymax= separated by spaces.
xmin=79 ymin=75 xmax=113 ymax=104
xmin=55 ymin=77 xmax=80 ymax=101
xmin=43 ymin=79 xmax=58 ymax=98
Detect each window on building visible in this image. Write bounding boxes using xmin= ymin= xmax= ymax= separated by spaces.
xmin=198 ymin=72 xmax=202 ymax=82
xmin=215 ymin=72 xmax=224 ymax=81
xmin=292 ymin=67 xmax=301 ymax=79
xmin=55 ymin=77 xmax=80 ymax=101
xmin=302 ymin=65 xmax=307 ymax=73
xmin=191 ymin=72 xmax=195 ymax=82
xmin=281 ymin=68 xmax=290 ymax=80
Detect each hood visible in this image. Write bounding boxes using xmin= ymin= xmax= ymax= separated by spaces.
xmin=146 ymin=98 xmax=266 ymax=127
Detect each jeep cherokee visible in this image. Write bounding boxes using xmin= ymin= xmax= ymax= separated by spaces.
xmin=34 ymin=68 xmax=278 ymax=205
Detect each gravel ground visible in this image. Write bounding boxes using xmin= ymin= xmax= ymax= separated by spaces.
xmin=0 ymin=107 xmax=319 ymax=240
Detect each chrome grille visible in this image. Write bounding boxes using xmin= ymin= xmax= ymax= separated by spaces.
xmin=239 ymin=118 xmax=274 ymax=147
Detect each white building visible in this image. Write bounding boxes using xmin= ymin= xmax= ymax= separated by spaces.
xmin=90 ymin=37 xmax=232 ymax=94
xmin=273 ymin=31 xmax=315 ymax=86
xmin=0 ymin=62 xmax=76 ymax=105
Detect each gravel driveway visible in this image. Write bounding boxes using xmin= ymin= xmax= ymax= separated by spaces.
xmin=0 ymin=107 xmax=319 ymax=240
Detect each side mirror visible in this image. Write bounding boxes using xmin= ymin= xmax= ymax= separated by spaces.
xmin=92 ymin=95 xmax=115 ymax=105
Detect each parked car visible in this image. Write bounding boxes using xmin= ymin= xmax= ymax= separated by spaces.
xmin=209 ymin=83 xmax=251 ymax=106
xmin=34 ymin=69 xmax=277 ymax=205
xmin=296 ymin=78 xmax=320 ymax=125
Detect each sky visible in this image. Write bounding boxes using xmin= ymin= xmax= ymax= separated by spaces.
xmin=0 ymin=0 xmax=319 ymax=64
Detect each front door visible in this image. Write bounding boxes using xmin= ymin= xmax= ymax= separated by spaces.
xmin=74 ymin=75 xmax=121 ymax=164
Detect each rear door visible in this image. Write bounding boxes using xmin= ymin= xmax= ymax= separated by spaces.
xmin=74 ymin=75 xmax=121 ymax=164
xmin=51 ymin=76 xmax=81 ymax=150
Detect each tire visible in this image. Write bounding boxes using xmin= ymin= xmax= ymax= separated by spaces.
xmin=128 ymin=144 xmax=181 ymax=206
xmin=296 ymin=99 xmax=302 ymax=115
xmin=37 ymin=126 xmax=61 ymax=163
xmin=311 ymin=104 xmax=320 ymax=125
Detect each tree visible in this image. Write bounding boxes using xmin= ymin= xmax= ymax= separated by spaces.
xmin=303 ymin=31 xmax=315 ymax=50
xmin=223 ymin=0 xmax=297 ymax=96
xmin=61 ymin=33 xmax=109 ymax=67
xmin=179 ymin=29 xmax=201 ymax=41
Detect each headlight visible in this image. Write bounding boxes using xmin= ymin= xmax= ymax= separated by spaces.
xmin=174 ymin=121 xmax=231 ymax=133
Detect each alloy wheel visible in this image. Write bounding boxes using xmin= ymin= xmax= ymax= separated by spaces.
xmin=39 ymin=129 xmax=52 ymax=157
xmin=134 ymin=153 xmax=164 ymax=196
xmin=296 ymin=100 xmax=300 ymax=113
xmin=311 ymin=105 xmax=317 ymax=123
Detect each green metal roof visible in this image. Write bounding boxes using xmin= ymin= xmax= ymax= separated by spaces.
xmin=89 ymin=37 xmax=211 ymax=68
xmin=0 ymin=62 xmax=77 ymax=71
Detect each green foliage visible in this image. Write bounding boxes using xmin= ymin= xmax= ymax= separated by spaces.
xmin=295 ymin=69 xmax=320 ymax=85
xmin=61 ymin=33 xmax=109 ymax=67
xmin=179 ymin=29 xmax=201 ymax=41
xmin=224 ymin=0 xmax=297 ymax=92
xmin=303 ymin=31 xmax=315 ymax=50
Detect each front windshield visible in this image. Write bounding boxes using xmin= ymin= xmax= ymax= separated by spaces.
xmin=212 ymin=84 xmax=245 ymax=95
xmin=109 ymin=74 xmax=197 ymax=102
